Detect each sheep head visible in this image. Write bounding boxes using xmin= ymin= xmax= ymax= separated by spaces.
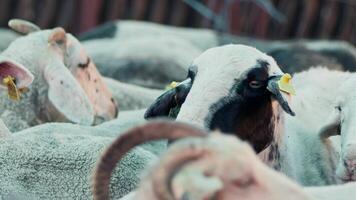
xmin=319 ymin=77 xmax=356 ymax=182
xmin=92 ymin=120 xmax=311 ymax=200
xmin=2 ymin=19 xmax=117 ymax=125
xmin=145 ymin=44 xmax=295 ymax=153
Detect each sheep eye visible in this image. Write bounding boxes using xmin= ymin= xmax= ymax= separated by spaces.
xmin=249 ymin=80 xmax=263 ymax=89
xmin=335 ymin=106 xmax=342 ymax=112
xmin=78 ymin=57 xmax=90 ymax=68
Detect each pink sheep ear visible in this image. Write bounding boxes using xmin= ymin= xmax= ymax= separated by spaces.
xmin=8 ymin=19 xmax=40 ymax=34
xmin=0 ymin=57 xmax=34 ymax=89
xmin=48 ymin=27 xmax=67 ymax=52
xmin=44 ymin=62 xmax=95 ymax=125
xmin=319 ymin=109 xmax=341 ymax=139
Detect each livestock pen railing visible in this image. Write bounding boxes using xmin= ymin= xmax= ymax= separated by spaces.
xmin=0 ymin=0 xmax=355 ymax=44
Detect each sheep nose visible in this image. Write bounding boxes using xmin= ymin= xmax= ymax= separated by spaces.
xmin=344 ymin=159 xmax=356 ymax=172
xmin=93 ymin=114 xmax=111 ymax=125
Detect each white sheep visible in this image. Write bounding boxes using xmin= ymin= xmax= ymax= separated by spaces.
xmin=80 ymin=20 xmax=356 ymax=73
xmin=104 ymin=77 xmax=162 ymax=111
xmin=0 ymin=109 xmax=159 ymax=199
xmin=144 ymin=44 xmax=356 ymax=186
xmin=92 ymin=120 xmax=312 ymax=200
xmin=82 ymin=35 xmax=202 ymax=89
xmin=287 ymin=68 xmax=356 ymax=183
xmin=0 ymin=19 xmax=117 ymax=131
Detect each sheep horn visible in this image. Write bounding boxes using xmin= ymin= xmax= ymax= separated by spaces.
xmin=152 ymin=143 xmax=212 ymax=200
xmin=8 ymin=19 xmax=41 ymax=34
xmin=91 ymin=120 xmax=206 ymax=200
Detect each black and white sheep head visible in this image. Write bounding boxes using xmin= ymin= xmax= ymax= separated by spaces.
xmin=319 ymin=91 xmax=356 ymax=182
xmin=1 ymin=19 xmax=95 ymax=125
xmin=145 ymin=44 xmax=295 ymax=153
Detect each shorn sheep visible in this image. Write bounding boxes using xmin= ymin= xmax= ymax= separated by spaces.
xmin=80 ymin=20 xmax=355 ymax=73
xmin=0 ymin=109 xmax=161 ymax=199
xmin=145 ymin=44 xmax=356 ymax=186
xmin=0 ymin=19 xmax=117 ymax=131
xmin=92 ymin=120 xmax=312 ymax=200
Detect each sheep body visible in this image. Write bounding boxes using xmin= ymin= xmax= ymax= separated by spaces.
xmin=274 ymin=67 xmax=356 ymax=185
xmin=305 ymin=182 xmax=356 ymax=200
xmin=0 ymin=110 xmax=163 ymax=199
xmin=144 ymin=44 xmax=356 ymax=186
xmin=104 ymin=77 xmax=162 ymax=111
xmin=80 ymin=20 xmax=356 ymax=73
xmin=83 ymin=35 xmax=202 ymax=89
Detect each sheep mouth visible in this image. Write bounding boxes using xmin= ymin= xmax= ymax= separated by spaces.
xmin=337 ymin=175 xmax=355 ymax=183
xmin=0 ymin=60 xmax=34 ymax=89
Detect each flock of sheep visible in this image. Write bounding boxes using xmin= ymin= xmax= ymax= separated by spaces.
xmin=0 ymin=19 xmax=356 ymax=200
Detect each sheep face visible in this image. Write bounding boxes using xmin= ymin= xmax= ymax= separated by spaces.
xmin=0 ymin=58 xmax=33 ymax=91
xmin=1 ymin=27 xmax=95 ymax=125
xmin=319 ymin=93 xmax=356 ymax=182
xmin=145 ymin=44 xmax=295 ymax=152
xmin=65 ymin=34 xmax=118 ymax=124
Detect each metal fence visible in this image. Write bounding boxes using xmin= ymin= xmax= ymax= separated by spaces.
xmin=0 ymin=0 xmax=355 ymax=44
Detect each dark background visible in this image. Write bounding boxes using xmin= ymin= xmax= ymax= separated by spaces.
xmin=0 ymin=0 xmax=355 ymax=44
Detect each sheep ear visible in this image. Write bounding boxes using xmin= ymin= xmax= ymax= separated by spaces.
xmin=48 ymin=27 xmax=67 ymax=52
xmin=8 ymin=19 xmax=40 ymax=34
xmin=319 ymin=111 xmax=341 ymax=139
xmin=145 ymin=79 xmax=192 ymax=119
xmin=44 ymin=63 xmax=95 ymax=125
xmin=144 ymin=89 xmax=177 ymax=119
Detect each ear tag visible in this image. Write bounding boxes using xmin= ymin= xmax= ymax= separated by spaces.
xmin=165 ymin=81 xmax=180 ymax=90
xmin=2 ymin=75 xmax=28 ymax=101
xmin=278 ymin=73 xmax=296 ymax=95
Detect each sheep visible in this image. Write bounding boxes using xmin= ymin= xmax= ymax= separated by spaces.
xmin=0 ymin=19 xmax=117 ymax=132
xmin=83 ymin=35 xmax=202 ymax=89
xmin=266 ymin=40 xmax=356 ymax=72
xmin=255 ymin=68 xmax=356 ymax=185
xmin=0 ymin=109 xmax=161 ymax=199
xmin=79 ymin=20 xmax=218 ymax=51
xmin=104 ymin=77 xmax=163 ymax=111
xmin=80 ymin=20 xmax=356 ymax=74
xmin=92 ymin=120 xmax=313 ymax=200
xmin=145 ymin=44 xmax=295 ymax=152
xmin=144 ymin=44 xmax=356 ymax=186
xmin=304 ymin=69 xmax=356 ymax=183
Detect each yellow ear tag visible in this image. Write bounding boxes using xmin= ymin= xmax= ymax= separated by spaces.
xmin=165 ymin=81 xmax=180 ymax=90
xmin=277 ymin=73 xmax=296 ymax=95
xmin=2 ymin=75 xmax=28 ymax=101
